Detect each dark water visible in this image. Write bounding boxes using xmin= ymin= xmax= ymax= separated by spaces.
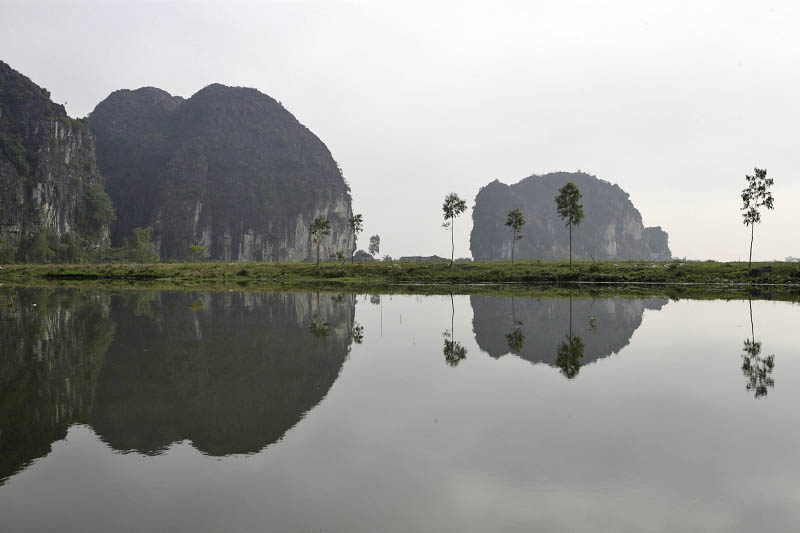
xmin=1 ymin=287 xmax=798 ymax=532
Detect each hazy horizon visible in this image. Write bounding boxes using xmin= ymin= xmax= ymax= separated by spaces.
xmin=2 ymin=0 xmax=797 ymax=261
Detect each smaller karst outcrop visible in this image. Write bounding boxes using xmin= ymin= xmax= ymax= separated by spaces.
xmin=470 ymin=171 xmax=671 ymax=261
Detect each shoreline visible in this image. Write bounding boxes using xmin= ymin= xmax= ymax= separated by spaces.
xmin=1 ymin=261 xmax=799 ymax=301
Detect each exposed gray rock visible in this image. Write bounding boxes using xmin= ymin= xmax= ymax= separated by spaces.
xmin=470 ymin=171 xmax=671 ymax=261
xmin=0 ymin=61 xmax=112 ymax=247
xmin=90 ymin=84 xmax=355 ymax=261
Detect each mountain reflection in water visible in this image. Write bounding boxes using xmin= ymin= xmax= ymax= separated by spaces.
xmin=471 ymin=294 xmax=668 ymax=372
xmin=1 ymin=288 xmax=796 ymax=533
xmin=0 ymin=288 xmax=354 ymax=483
xmin=0 ymin=289 xmax=114 ymax=484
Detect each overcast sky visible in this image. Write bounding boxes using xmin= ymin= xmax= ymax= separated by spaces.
xmin=2 ymin=0 xmax=797 ymax=260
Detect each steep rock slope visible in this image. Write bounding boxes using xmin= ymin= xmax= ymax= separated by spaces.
xmin=0 ymin=61 xmax=113 ymax=250
xmin=90 ymin=84 xmax=354 ymax=261
xmin=471 ymin=172 xmax=670 ymax=261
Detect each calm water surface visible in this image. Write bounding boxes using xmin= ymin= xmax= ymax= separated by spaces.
xmin=1 ymin=287 xmax=798 ymax=532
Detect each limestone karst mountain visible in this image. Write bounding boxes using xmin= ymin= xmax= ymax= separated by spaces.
xmin=470 ymin=172 xmax=671 ymax=261
xmin=90 ymin=84 xmax=354 ymax=261
xmin=0 ymin=60 xmax=114 ymax=259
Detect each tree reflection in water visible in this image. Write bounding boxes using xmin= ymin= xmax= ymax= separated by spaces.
xmin=351 ymin=323 xmax=364 ymax=344
xmin=310 ymin=319 xmax=331 ymax=340
xmin=505 ymin=294 xmax=526 ymax=354
xmin=741 ymin=299 xmax=775 ymax=398
xmin=443 ymin=294 xmax=467 ymax=367
xmin=556 ymin=296 xmax=584 ymax=379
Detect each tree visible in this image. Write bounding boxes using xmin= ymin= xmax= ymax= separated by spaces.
xmin=124 ymin=227 xmax=159 ymax=263
xmin=310 ymin=216 xmax=331 ymax=265
xmin=77 ymin=184 xmax=115 ymax=243
xmin=18 ymin=228 xmax=56 ymax=263
xmin=368 ymin=234 xmax=380 ymax=259
xmin=442 ymin=192 xmax=468 ymax=268
xmin=741 ymin=167 xmax=774 ymax=270
xmin=505 ymin=208 xmax=525 ymax=265
xmin=349 ymin=214 xmax=363 ymax=263
xmin=555 ymin=182 xmax=584 ymax=266
xmin=188 ymin=244 xmax=206 ymax=263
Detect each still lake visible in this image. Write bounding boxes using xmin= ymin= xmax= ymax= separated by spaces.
xmin=1 ymin=287 xmax=798 ymax=532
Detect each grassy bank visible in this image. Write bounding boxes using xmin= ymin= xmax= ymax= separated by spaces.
xmin=2 ymin=260 xmax=799 ymax=290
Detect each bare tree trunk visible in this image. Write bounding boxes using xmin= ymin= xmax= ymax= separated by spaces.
xmin=451 ymin=220 xmax=455 ymax=268
xmin=749 ymin=298 xmax=754 ymax=342
xmin=511 ymin=229 xmax=516 ymax=265
xmin=748 ymin=224 xmax=754 ymax=270
xmin=569 ymin=224 xmax=572 ymax=267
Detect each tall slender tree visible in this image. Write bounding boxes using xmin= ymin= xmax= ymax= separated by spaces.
xmin=555 ymin=182 xmax=584 ymax=266
xmin=505 ymin=208 xmax=525 ymax=265
xmin=310 ymin=216 xmax=331 ymax=265
xmin=442 ymin=192 xmax=467 ymax=268
xmin=349 ymin=214 xmax=363 ymax=263
xmin=741 ymin=167 xmax=774 ymax=270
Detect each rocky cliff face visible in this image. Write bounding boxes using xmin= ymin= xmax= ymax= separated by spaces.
xmin=471 ymin=172 xmax=671 ymax=261
xmin=0 ymin=61 xmax=113 ymax=250
xmin=90 ymin=84 xmax=354 ymax=261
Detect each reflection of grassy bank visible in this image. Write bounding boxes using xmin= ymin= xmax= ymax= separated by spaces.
xmin=1 ymin=262 xmax=799 ymax=302
xmin=3 ymin=260 xmax=800 ymax=286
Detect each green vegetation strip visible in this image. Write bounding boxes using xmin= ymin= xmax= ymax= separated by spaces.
xmin=1 ymin=260 xmax=799 ymax=300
